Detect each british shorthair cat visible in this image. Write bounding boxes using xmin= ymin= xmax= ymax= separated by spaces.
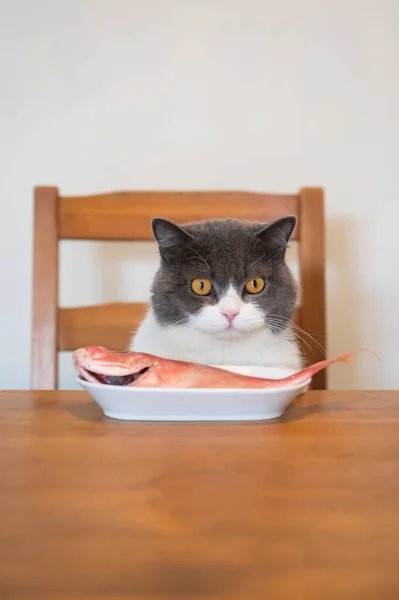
xmin=130 ymin=216 xmax=302 ymax=370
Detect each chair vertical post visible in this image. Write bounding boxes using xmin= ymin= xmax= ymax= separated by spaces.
xmin=298 ymin=187 xmax=327 ymax=390
xmin=31 ymin=187 xmax=59 ymax=389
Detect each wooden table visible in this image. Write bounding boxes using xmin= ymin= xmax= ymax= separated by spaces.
xmin=1 ymin=390 xmax=399 ymax=599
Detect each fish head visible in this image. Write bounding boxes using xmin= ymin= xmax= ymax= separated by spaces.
xmin=72 ymin=346 xmax=156 ymax=385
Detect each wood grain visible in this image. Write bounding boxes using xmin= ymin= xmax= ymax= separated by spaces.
xmin=1 ymin=390 xmax=399 ymax=599
xmin=58 ymin=191 xmax=299 ymax=240
xmin=58 ymin=302 xmax=149 ymax=351
xmin=31 ymin=186 xmax=59 ymax=389
xmin=299 ymin=187 xmax=326 ymax=390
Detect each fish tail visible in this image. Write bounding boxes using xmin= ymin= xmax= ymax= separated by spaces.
xmin=280 ymin=349 xmax=377 ymax=387
xmin=300 ymin=352 xmax=355 ymax=382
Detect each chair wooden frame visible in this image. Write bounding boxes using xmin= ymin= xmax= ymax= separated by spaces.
xmin=31 ymin=187 xmax=326 ymax=390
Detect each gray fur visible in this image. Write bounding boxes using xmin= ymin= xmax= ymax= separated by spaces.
xmin=150 ymin=217 xmax=298 ymax=332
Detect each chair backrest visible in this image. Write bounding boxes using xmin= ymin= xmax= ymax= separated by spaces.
xmin=31 ymin=187 xmax=326 ymax=390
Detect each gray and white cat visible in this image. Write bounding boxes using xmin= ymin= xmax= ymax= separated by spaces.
xmin=130 ymin=216 xmax=302 ymax=370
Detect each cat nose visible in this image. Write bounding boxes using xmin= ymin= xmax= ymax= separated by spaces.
xmin=222 ymin=310 xmax=239 ymax=324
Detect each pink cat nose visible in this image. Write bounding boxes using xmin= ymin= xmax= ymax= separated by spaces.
xmin=222 ymin=310 xmax=239 ymax=324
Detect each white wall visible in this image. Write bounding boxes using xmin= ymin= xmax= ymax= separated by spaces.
xmin=1 ymin=0 xmax=398 ymax=390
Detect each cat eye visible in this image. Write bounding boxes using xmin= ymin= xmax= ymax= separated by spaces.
xmin=245 ymin=277 xmax=265 ymax=294
xmin=191 ymin=278 xmax=213 ymax=296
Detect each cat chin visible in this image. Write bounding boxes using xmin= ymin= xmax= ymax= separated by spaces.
xmin=190 ymin=320 xmax=263 ymax=337
xmin=194 ymin=327 xmax=250 ymax=340
xmin=193 ymin=321 xmax=265 ymax=337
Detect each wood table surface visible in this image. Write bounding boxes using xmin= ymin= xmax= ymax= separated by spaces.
xmin=1 ymin=390 xmax=399 ymax=600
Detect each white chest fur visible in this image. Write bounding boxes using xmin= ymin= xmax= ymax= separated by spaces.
xmin=131 ymin=309 xmax=302 ymax=370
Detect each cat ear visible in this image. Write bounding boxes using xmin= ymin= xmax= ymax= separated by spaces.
xmin=257 ymin=216 xmax=296 ymax=243
xmin=152 ymin=218 xmax=193 ymax=248
xmin=151 ymin=218 xmax=193 ymax=262
xmin=256 ymin=216 xmax=296 ymax=254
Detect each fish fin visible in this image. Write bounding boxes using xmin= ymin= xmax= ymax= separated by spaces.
xmin=356 ymin=348 xmax=383 ymax=362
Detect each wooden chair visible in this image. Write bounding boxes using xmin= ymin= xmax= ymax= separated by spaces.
xmin=31 ymin=187 xmax=326 ymax=390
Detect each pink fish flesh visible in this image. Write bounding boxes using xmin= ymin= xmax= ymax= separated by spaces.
xmin=72 ymin=346 xmax=355 ymax=389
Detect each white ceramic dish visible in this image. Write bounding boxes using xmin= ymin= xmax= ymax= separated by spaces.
xmin=77 ymin=365 xmax=310 ymax=422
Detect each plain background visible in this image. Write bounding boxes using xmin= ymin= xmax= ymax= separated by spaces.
xmin=0 ymin=0 xmax=398 ymax=390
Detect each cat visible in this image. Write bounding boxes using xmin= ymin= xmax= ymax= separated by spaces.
xmin=130 ymin=216 xmax=302 ymax=370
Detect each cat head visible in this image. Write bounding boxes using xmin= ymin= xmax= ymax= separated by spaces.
xmin=150 ymin=217 xmax=297 ymax=337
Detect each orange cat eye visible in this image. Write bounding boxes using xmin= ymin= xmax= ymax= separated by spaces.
xmin=191 ymin=278 xmax=213 ymax=296
xmin=245 ymin=277 xmax=265 ymax=294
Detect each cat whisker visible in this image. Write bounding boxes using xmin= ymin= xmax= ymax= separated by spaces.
xmin=162 ymin=318 xmax=188 ymax=328
xmin=265 ymin=314 xmax=326 ymax=359
xmin=288 ymin=323 xmax=326 ymax=357
xmin=267 ymin=312 xmax=325 ymax=340
xmin=189 ymin=247 xmax=211 ymax=271
xmin=246 ymin=245 xmax=287 ymax=273
xmin=246 ymin=254 xmax=269 ymax=272
xmin=265 ymin=319 xmax=316 ymax=362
